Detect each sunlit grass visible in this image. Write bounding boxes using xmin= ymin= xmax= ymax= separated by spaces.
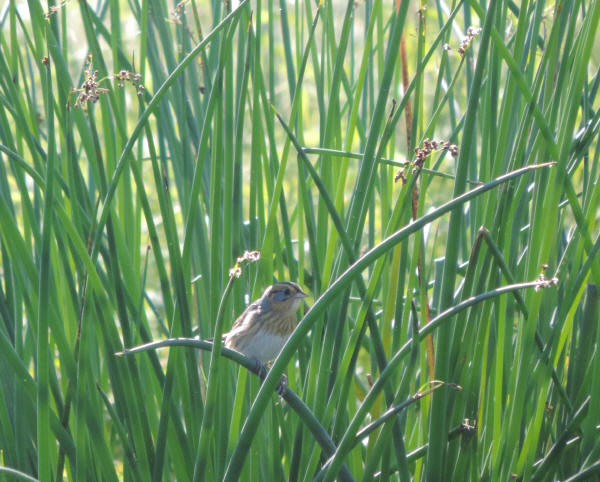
xmin=0 ymin=0 xmax=599 ymax=480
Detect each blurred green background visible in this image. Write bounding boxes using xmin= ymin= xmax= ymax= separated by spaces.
xmin=1 ymin=0 xmax=599 ymax=480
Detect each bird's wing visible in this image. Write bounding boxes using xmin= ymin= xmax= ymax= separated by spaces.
xmin=227 ymin=302 xmax=261 ymax=334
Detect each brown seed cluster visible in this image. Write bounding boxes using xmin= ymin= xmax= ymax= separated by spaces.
xmin=114 ymin=70 xmax=145 ymax=97
xmin=458 ymin=26 xmax=482 ymax=57
xmin=414 ymin=138 xmax=458 ymax=167
xmin=72 ymin=56 xmax=108 ymax=109
xmin=70 ymin=56 xmax=146 ymax=109
xmin=534 ymin=265 xmax=558 ymax=291
xmin=229 ymin=250 xmax=261 ymax=278
xmin=443 ymin=26 xmax=482 ymax=57
xmin=394 ymin=138 xmax=458 ymax=183
xmin=169 ymin=0 xmax=189 ymax=24
xmin=44 ymin=0 xmax=67 ymax=19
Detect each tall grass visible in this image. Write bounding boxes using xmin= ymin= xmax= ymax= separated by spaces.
xmin=1 ymin=0 xmax=599 ymax=480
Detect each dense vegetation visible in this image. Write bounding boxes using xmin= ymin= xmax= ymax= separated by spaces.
xmin=1 ymin=0 xmax=599 ymax=480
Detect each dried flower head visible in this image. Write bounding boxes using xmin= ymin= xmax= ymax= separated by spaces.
xmin=114 ymin=69 xmax=145 ymax=96
xmin=458 ymin=26 xmax=482 ymax=57
xmin=395 ymin=138 xmax=458 ymax=182
xmin=243 ymin=250 xmax=261 ymax=262
xmin=534 ymin=269 xmax=559 ymax=291
xmin=443 ymin=26 xmax=482 ymax=57
xmin=229 ymin=250 xmax=261 ymax=278
xmin=44 ymin=0 xmax=67 ymax=19
xmin=168 ymin=0 xmax=190 ymax=24
xmin=71 ymin=55 xmax=109 ymax=110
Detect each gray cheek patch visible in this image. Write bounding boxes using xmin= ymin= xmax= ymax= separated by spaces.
xmin=274 ymin=291 xmax=288 ymax=302
xmin=260 ymin=296 xmax=272 ymax=312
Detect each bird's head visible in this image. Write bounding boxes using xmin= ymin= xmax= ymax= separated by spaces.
xmin=261 ymin=281 xmax=308 ymax=315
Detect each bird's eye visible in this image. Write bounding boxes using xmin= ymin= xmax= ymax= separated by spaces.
xmin=284 ymin=288 xmax=290 ymax=296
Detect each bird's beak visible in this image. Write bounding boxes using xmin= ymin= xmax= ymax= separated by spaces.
xmin=296 ymin=289 xmax=308 ymax=299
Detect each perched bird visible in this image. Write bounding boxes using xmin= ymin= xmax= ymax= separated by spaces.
xmin=224 ymin=282 xmax=308 ymax=365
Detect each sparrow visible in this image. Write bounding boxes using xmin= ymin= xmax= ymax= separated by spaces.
xmin=224 ymin=282 xmax=308 ymax=365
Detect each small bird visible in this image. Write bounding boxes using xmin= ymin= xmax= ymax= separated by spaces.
xmin=224 ymin=282 xmax=308 ymax=365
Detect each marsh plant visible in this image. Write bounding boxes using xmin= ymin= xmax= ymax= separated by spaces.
xmin=0 ymin=0 xmax=599 ymax=480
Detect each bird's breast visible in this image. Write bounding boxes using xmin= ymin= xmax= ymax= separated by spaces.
xmin=237 ymin=330 xmax=290 ymax=364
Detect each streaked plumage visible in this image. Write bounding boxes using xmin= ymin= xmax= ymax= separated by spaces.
xmin=224 ymin=282 xmax=307 ymax=364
